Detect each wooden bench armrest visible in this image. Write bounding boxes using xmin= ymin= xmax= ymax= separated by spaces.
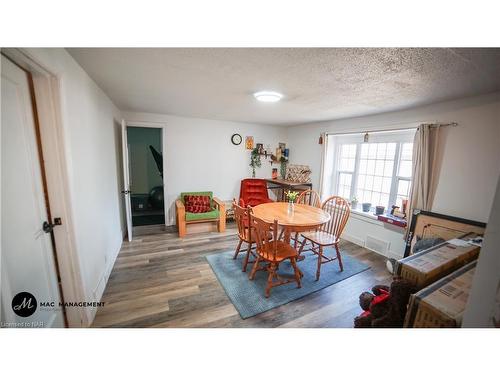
xmin=213 ymin=197 xmax=226 ymax=232
xmin=176 ymin=199 xmax=186 ymax=237
xmin=176 ymin=199 xmax=185 ymax=214
xmin=212 ymin=197 xmax=225 ymax=211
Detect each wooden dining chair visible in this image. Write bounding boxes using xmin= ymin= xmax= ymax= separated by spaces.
xmin=232 ymin=200 xmax=257 ymax=272
xmin=296 ymin=189 xmax=321 ymax=208
xmin=298 ymin=196 xmax=351 ymax=280
xmin=249 ymin=214 xmax=302 ymax=298
xmin=287 ymin=189 xmax=322 ymax=248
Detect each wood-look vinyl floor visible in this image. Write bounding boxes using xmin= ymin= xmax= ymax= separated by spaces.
xmin=92 ymin=223 xmax=392 ymax=328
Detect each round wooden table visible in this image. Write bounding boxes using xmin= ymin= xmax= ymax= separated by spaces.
xmin=251 ymin=202 xmax=331 ymax=245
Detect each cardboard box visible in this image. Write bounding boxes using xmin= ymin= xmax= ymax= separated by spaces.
xmin=404 ymin=261 xmax=476 ymax=328
xmin=396 ymin=232 xmax=480 ymax=289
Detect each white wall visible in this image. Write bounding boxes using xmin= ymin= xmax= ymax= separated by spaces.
xmin=463 ymin=175 xmax=500 ymax=327
xmin=287 ymin=93 xmax=500 ymax=257
xmin=123 ymin=111 xmax=288 ymax=225
xmin=24 ymin=48 xmax=124 ymax=323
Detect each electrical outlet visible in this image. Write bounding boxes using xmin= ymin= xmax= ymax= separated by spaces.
xmin=139 ymin=203 xmax=143 ymax=209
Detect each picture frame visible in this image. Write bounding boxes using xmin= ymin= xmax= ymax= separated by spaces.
xmin=245 ymin=136 xmax=254 ymax=150
xmin=403 ymin=210 xmax=486 ymax=257
xmin=275 ymin=147 xmax=282 ymax=161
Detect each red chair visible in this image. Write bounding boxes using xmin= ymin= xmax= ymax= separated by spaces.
xmin=239 ymin=178 xmax=273 ymax=207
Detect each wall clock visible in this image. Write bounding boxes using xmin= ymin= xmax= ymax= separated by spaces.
xmin=231 ymin=133 xmax=242 ymax=145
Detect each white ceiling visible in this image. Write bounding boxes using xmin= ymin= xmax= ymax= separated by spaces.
xmin=68 ymin=48 xmax=500 ymax=126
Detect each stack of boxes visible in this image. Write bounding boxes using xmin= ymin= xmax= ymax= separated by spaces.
xmin=396 ymin=232 xmax=481 ymax=328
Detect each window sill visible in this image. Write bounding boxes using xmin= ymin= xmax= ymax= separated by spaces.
xmin=350 ymin=208 xmax=381 ymax=223
xmin=350 ymin=207 xmax=405 ymax=232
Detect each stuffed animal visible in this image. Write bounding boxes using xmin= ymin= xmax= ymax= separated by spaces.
xmin=354 ymin=278 xmax=415 ymax=328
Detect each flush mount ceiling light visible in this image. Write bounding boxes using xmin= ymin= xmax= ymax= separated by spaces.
xmin=253 ymin=91 xmax=283 ymax=103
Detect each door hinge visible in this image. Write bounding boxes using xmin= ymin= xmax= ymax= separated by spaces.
xmin=43 ymin=217 xmax=62 ymax=233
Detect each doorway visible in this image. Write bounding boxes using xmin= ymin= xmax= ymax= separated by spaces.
xmin=127 ymin=126 xmax=165 ymax=227
xmin=1 ymin=55 xmax=66 ymax=327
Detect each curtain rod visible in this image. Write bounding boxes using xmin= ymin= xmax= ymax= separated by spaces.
xmin=324 ymin=122 xmax=458 ymax=136
xmin=421 ymin=122 xmax=458 ymax=128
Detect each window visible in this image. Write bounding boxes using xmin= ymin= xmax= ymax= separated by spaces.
xmin=396 ymin=142 xmax=413 ymax=207
xmin=337 ymin=144 xmax=356 ymax=199
xmin=356 ymin=142 xmax=396 ymax=208
xmin=330 ymin=130 xmax=415 ymax=212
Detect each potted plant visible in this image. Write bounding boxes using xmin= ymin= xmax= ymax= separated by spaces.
xmin=249 ymin=147 xmax=262 ymax=177
xmin=351 ymin=196 xmax=359 ymax=210
xmin=362 ymin=202 xmax=372 ymax=212
xmin=284 ymin=190 xmax=299 ymax=213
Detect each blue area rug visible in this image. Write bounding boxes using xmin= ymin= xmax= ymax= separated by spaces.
xmin=206 ymin=248 xmax=370 ymax=319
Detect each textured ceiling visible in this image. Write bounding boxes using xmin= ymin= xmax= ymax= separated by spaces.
xmin=67 ymin=48 xmax=500 ymax=126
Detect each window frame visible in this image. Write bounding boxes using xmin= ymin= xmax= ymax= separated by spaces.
xmin=335 ymin=143 xmax=357 ymax=200
xmin=329 ymin=130 xmax=415 ymax=212
xmin=394 ymin=141 xmax=414 ymax=207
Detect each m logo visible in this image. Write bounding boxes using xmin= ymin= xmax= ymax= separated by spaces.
xmin=12 ymin=292 xmax=37 ymax=317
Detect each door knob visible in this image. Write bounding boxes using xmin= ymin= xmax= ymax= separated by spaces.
xmin=43 ymin=218 xmax=62 ymax=233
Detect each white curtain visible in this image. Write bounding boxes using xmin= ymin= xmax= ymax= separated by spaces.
xmin=318 ymin=132 xmax=329 ymax=201
xmin=406 ymin=123 xmax=443 ymax=236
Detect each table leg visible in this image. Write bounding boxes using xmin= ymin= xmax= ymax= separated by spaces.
xmin=283 ymin=228 xmax=291 ymax=244
xmin=284 ymin=228 xmax=303 ymax=276
xmin=295 ymin=232 xmax=306 ymax=262
xmin=291 ymin=231 xmax=304 ymax=278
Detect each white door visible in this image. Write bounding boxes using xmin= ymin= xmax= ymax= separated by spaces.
xmin=121 ymin=119 xmax=133 ymax=241
xmin=1 ymin=55 xmax=65 ymax=328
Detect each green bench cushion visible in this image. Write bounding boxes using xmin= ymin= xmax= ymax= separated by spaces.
xmin=180 ymin=191 xmax=218 ymax=221
xmin=185 ymin=208 xmax=219 ymax=222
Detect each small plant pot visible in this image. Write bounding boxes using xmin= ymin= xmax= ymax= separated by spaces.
xmin=351 ymin=202 xmax=358 ymax=210
xmin=362 ymin=202 xmax=372 ymax=212
xmin=375 ymin=206 xmax=385 ymax=215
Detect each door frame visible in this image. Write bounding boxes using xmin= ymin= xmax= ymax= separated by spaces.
xmin=121 ymin=120 xmax=133 ymax=241
xmin=123 ymin=120 xmax=168 ymax=230
xmin=1 ymin=48 xmax=87 ymax=327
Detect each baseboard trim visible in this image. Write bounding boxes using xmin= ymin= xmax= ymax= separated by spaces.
xmin=87 ymin=235 xmax=122 ymax=326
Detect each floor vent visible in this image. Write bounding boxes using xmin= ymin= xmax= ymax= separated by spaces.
xmin=365 ymin=235 xmax=390 ymax=255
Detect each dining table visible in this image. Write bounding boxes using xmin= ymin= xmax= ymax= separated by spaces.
xmin=251 ymin=202 xmax=331 ymax=248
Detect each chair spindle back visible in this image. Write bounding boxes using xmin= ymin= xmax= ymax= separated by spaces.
xmin=233 ymin=199 xmax=252 ymax=241
xmin=320 ymin=196 xmax=351 ymax=239
xmin=250 ymin=213 xmax=278 ymax=261
xmin=296 ymin=189 xmax=321 ymax=208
